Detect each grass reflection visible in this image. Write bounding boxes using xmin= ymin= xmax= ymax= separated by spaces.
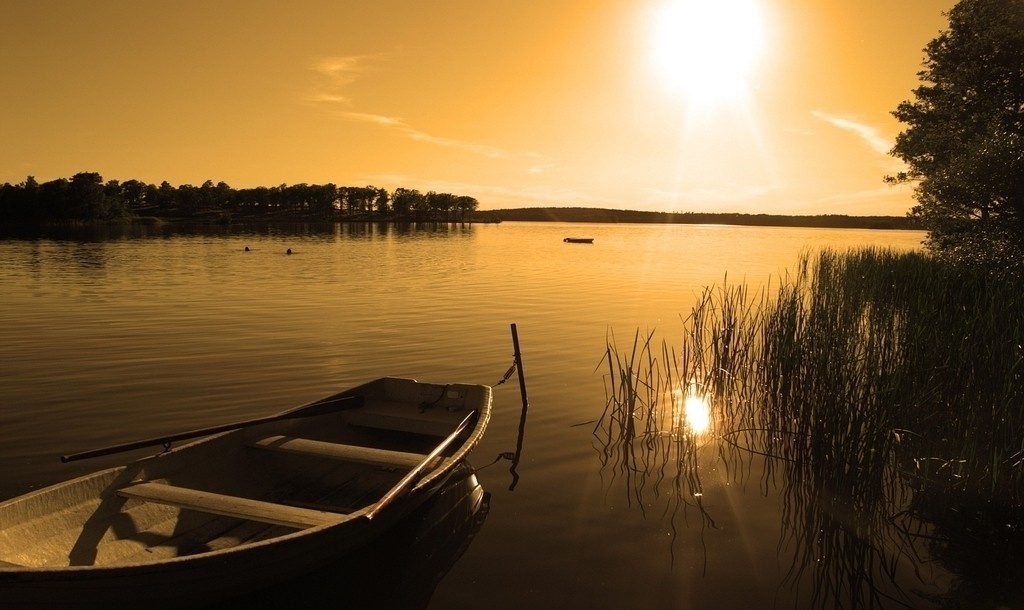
xmin=595 ymin=329 xmax=718 ymax=562
xmin=598 ymin=247 xmax=1024 ymax=608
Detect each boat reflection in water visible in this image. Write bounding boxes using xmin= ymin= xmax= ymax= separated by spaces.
xmin=211 ymin=462 xmax=488 ymax=609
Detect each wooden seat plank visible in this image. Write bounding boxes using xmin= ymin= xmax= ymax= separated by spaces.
xmin=251 ymin=436 xmax=428 ymax=469
xmin=116 ymin=482 xmax=343 ymax=529
xmin=344 ymin=400 xmax=469 ymax=437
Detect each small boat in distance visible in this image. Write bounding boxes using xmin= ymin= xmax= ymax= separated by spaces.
xmin=563 ymin=237 xmax=594 ymax=244
xmin=0 ymin=377 xmax=492 ymax=610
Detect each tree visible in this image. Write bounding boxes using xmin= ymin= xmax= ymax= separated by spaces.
xmin=454 ymin=195 xmax=479 ymax=220
xmin=391 ymin=187 xmax=422 ymax=219
xmin=69 ymin=172 xmax=109 ymax=219
xmin=341 ymin=186 xmax=377 ymax=216
xmin=888 ymin=0 xmax=1024 ymax=274
xmin=102 ymin=178 xmax=130 ymax=219
xmin=310 ymin=183 xmax=338 ymax=219
xmin=372 ymin=187 xmax=390 ymax=215
xmin=153 ymin=181 xmax=177 ymax=215
xmin=425 ymin=191 xmax=456 ymax=220
xmin=120 ymin=179 xmax=148 ymax=212
xmin=410 ymin=189 xmax=431 ymax=220
xmin=176 ymin=183 xmax=200 ymax=216
xmin=0 ymin=176 xmax=38 ymax=221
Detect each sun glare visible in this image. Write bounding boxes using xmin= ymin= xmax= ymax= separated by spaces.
xmin=684 ymin=393 xmax=711 ymax=434
xmin=649 ymin=0 xmax=764 ymax=105
xmin=670 ymin=383 xmax=712 ymax=436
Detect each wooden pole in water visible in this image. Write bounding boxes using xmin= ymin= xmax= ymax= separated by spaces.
xmin=509 ymin=323 xmax=529 ymax=490
xmin=511 ymin=323 xmax=529 ymax=414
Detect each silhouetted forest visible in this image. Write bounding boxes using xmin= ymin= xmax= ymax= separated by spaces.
xmin=0 ymin=173 xmax=479 ymax=223
xmin=1 ymin=173 xmax=921 ymax=230
xmin=470 ymin=206 xmax=922 ymax=230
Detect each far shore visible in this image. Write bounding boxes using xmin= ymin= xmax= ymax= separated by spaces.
xmin=469 ymin=207 xmax=922 ymax=230
xmin=1 ymin=207 xmax=922 ymax=232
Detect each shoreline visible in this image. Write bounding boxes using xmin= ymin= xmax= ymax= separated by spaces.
xmin=1 ymin=210 xmax=922 ymax=233
xmin=470 ymin=207 xmax=921 ymax=230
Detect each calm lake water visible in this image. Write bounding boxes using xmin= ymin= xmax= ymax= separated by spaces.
xmin=2 ymin=221 xmax=961 ymax=609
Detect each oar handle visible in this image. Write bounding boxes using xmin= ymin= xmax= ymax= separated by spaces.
xmin=61 ymin=395 xmax=362 ymax=463
xmin=366 ymin=410 xmax=477 ymax=520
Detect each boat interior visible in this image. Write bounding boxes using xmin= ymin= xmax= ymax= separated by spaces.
xmin=0 ymin=379 xmax=489 ymax=569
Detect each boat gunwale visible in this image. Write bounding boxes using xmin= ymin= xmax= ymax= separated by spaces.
xmin=0 ymin=378 xmax=493 ymax=574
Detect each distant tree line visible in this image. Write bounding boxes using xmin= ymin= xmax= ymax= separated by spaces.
xmin=0 ymin=172 xmax=480 ymax=223
xmin=472 ymin=207 xmax=923 ymax=230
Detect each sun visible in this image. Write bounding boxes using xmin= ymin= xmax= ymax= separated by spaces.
xmin=649 ymin=0 xmax=765 ymax=106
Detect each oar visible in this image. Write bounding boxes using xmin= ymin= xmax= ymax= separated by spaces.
xmin=60 ymin=394 xmax=363 ymax=463
xmin=366 ymin=409 xmax=477 ymax=520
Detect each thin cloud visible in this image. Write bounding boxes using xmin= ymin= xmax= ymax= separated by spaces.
xmin=308 ymin=53 xmax=542 ymax=164
xmin=308 ymin=93 xmax=349 ymax=104
xmin=341 ymin=111 xmax=542 ymax=162
xmin=811 ymin=111 xmax=893 ymax=156
xmin=306 ymin=54 xmax=379 ymax=105
xmin=341 ymin=111 xmax=405 ymax=127
xmin=313 ymin=56 xmax=364 ymax=83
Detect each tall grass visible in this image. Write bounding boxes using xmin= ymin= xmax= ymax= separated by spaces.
xmin=597 ymin=247 xmax=1024 ymax=606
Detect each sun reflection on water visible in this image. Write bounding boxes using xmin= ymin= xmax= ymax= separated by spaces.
xmin=670 ymin=382 xmax=711 ymax=436
xmin=684 ymin=393 xmax=711 ymax=435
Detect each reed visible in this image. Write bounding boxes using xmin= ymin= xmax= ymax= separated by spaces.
xmin=598 ymin=247 xmax=1024 ymax=605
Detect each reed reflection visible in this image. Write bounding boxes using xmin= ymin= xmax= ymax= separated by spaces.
xmin=595 ymin=332 xmax=718 ymax=564
xmin=598 ymin=326 xmax=934 ymax=607
xmin=598 ymin=249 xmax=1024 ymax=608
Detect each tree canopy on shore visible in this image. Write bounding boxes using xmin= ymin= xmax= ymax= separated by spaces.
xmin=888 ymin=0 xmax=1024 ymax=275
xmin=0 ymin=173 xmax=479 ymax=223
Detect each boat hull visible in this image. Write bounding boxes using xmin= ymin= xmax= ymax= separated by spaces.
xmin=2 ymin=495 xmax=416 ymax=609
xmin=0 ymin=377 xmax=492 ymax=609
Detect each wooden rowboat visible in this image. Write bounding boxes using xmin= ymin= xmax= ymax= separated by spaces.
xmin=230 ymin=461 xmax=490 ymax=608
xmin=563 ymin=237 xmax=594 ymax=244
xmin=0 ymin=377 xmax=492 ymax=610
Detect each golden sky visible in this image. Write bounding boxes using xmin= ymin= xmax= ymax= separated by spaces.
xmin=0 ymin=0 xmax=955 ymax=215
